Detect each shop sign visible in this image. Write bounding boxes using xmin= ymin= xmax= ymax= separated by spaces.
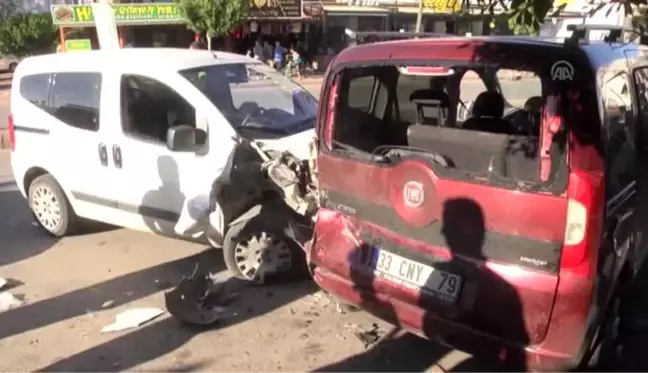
xmin=249 ymin=0 xmax=302 ymax=18
xmin=302 ymin=1 xmax=324 ymax=17
xmin=423 ymin=0 xmax=462 ymax=12
xmin=51 ymin=3 xmax=183 ymax=26
xmin=65 ymin=39 xmax=92 ymax=52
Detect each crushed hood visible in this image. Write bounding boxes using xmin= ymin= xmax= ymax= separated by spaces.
xmin=259 ymin=128 xmax=316 ymax=161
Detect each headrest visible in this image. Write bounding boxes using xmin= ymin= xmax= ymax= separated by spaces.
xmin=409 ymin=89 xmax=450 ymax=106
xmin=472 ymin=91 xmax=505 ymax=118
xmin=524 ymin=96 xmax=543 ymax=114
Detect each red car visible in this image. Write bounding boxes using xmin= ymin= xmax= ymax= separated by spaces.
xmin=306 ymin=27 xmax=646 ymax=371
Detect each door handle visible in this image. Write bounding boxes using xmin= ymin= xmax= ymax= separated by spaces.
xmin=98 ymin=143 xmax=108 ymax=167
xmin=112 ymin=145 xmax=123 ymax=169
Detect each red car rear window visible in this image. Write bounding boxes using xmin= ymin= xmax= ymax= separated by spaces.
xmin=325 ymin=42 xmax=600 ymax=194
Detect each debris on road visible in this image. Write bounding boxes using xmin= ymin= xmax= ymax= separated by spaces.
xmin=100 ymin=307 xmax=165 ymax=333
xmin=0 ymin=276 xmax=23 ymax=311
xmin=352 ymin=322 xmax=384 ymax=349
xmin=0 ymin=291 xmax=23 ymax=311
xmin=165 ymin=265 xmax=238 ymax=326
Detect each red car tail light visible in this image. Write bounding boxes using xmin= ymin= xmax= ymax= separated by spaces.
xmin=561 ymin=170 xmax=605 ymax=277
xmin=7 ymin=112 xmax=15 ymax=152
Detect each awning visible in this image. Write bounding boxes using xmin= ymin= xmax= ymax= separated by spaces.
xmin=323 ymin=5 xmax=391 ymax=16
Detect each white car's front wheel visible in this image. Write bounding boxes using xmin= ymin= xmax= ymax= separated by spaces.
xmin=28 ymin=174 xmax=78 ymax=237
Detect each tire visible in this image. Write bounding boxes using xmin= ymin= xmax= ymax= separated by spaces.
xmin=28 ymin=174 xmax=78 ymax=237
xmin=222 ymin=204 xmax=308 ymax=284
xmin=8 ymin=62 xmax=17 ymax=73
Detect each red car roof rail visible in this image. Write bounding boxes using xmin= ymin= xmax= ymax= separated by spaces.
xmin=345 ymin=28 xmax=449 ymax=47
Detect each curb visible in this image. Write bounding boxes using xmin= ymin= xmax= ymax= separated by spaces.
xmin=0 ymin=129 xmax=9 ymax=150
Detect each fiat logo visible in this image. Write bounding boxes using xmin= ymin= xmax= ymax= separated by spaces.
xmin=403 ymin=181 xmax=425 ymax=208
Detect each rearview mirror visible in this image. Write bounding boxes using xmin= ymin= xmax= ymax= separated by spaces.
xmin=167 ymin=125 xmax=206 ymax=152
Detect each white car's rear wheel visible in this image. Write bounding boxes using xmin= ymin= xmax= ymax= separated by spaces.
xmin=28 ymin=174 xmax=78 ymax=237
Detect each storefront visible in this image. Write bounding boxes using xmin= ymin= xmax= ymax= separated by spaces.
xmin=392 ymin=0 xmax=500 ymax=34
xmin=234 ymin=0 xmax=305 ymax=54
xmin=50 ymin=3 xmax=194 ymax=51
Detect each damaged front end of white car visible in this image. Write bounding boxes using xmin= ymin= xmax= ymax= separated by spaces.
xmin=173 ymin=133 xmax=319 ymax=284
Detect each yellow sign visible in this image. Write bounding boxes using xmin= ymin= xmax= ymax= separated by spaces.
xmin=423 ymin=0 xmax=462 ymax=12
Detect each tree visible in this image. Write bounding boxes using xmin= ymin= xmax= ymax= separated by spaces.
xmin=0 ymin=0 xmax=19 ymax=21
xmin=0 ymin=12 xmax=58 ymax=58
xmin=173 ymin=0 xmax=249 ymax=50
xmin=488 ymin=0 xmax=643 ymax=34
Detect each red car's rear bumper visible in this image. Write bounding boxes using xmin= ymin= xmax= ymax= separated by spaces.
xmin=313 ymin=267 xmax=583 ymax=372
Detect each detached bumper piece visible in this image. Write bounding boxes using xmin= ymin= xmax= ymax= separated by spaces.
xmin=165 ymin=266 xmax=237 ymax=326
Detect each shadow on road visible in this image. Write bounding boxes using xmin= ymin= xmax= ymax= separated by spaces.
xmin=0 ymin=185 xmax=59 ymax=266
xmin=0 ymin=239 xmax=315 ymax=371
xmin=0 ymin=182 xmax=117 ymax=267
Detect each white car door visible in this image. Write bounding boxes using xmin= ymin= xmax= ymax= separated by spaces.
xmin=46 ymin=71 xmax=121 ymax=223
xmin=102 ymin=69 xmax=238 ymax=236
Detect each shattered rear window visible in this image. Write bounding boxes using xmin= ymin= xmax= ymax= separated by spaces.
xmin=328 ymin=43 xmax=600 ymax=193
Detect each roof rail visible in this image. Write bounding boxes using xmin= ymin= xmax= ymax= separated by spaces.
xmin=345 ymin=28 xmax=449 ymax=46
xmin=564 ymin=24 xmax=628 ymax=46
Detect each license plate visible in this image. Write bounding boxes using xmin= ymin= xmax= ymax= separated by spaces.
xmin=371 ymin=248 xmax=462 ymax=303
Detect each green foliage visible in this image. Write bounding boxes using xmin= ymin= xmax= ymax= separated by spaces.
xmin=0 ymin=12 xmax=57 ymax=57
xmin=173 ymin=0 xmax=248 ymax=39
xmin=486 ymin=0 xmax=642 ymax=34
xmin=0 ymin=0 xmax=19 ymax=21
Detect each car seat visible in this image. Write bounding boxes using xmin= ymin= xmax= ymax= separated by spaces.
xmin=462 ymin=91 xmax=510 ymax=134
xmin=409 ymin=89 xmax=450 ymax=126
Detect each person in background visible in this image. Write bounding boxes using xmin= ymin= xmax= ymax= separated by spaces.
xmin=189 ymin=40 xmax=207 ymax=49
xmin=253 ymin=40 xmax=263 ymax=60
xmin=290 ymin=47 xmax=303 ymax=80
xmin=273 ymin=40 xmax=285 ymax=71
xmin=263 ymin=40 xmax=273 ymax=67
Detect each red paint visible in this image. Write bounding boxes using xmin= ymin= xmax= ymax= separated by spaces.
xmin=310 ymin=37 xmax=613 ymax=371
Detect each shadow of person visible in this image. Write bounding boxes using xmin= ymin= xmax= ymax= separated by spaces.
xmin=434 ymin=198 xmax=529 ymax=372
xmin=33 ymin=252 xmax=316 ymax=372
xmin=141 ymin=156 xmax=186 ymax=236
xmin=311 ymin=220 xmax=451 ymax=372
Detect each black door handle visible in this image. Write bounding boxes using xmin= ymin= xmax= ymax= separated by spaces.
xmin=98 ymin=143 xmax=108 ymax=167
xmin=112 ymin=145 xmax=122 ymax=169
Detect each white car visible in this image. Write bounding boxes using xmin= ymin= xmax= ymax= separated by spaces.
xmin=8 ymin=48 xmax=318 ymax=282
xmin=0 ymin=55 xmax=19 ymax=72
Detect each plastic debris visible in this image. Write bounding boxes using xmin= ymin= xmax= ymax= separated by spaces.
xmin=100 ymin=307 xmax=165 ymax=333
xmin=165 ymin=265 xmax=237 ymax=325
xmin=0 ymin=292 xmax=23 ymax=311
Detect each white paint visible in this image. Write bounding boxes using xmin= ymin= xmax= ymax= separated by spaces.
xmin=551 ymin=60 xmax=574 ymax=81
xmin=92 ymin=0 xmax=120 ymax=50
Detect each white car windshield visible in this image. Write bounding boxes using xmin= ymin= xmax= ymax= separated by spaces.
xmin=180 ymin=62 xmax=318 ymax=136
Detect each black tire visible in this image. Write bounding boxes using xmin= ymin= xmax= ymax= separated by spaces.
xmin=8 ymin=62 xmax=16 ymax=73
xmin=223 ymin=204 xmax=308 ymax=284
xmin=28 ymin=174 xmax=78 ymax=237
